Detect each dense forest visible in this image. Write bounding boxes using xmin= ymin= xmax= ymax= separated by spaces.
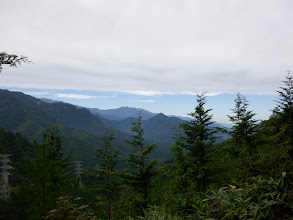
xmin=0 ymin=72 xmax=292 ymax=219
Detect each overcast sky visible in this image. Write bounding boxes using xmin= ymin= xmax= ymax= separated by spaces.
xmin=0 ymin=0 xmax=292 ymax=122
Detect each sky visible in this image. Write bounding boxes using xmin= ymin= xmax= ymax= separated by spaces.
xmin=0 ymin=0 xmax=291 ymax=123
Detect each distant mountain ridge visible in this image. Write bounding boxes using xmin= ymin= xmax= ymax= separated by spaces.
xmin=96 ymin=112 xmax=184 ymax=145
xmin=0 ymin=90 xmax=134 ymax=166
xmin=0 ymin=90 xmax=230 ymax=167
xmin=41 ymin=98 xmax=232 ymax=129
xmin=41 ymin=99 xmax=158 ymax=120
xmin=0 ymin=90 xmax=175 ymax=165
xmin=40 ymin=97 xmax=231 ymax=141
xmin=86 ymin=106 xmax=157 ymax=120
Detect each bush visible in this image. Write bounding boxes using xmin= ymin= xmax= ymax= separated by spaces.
xmin=192 ymin=173 xmax=293 ymax=219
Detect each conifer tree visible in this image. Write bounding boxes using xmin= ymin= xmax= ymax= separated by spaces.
xmin=95 ymin=131 xmax=120 ymax=220
xmin=172 ymin=93 xmax=217 ymax=190
xmin=275 ymin=71 xmax=293 ymax=145
xmin=13 ymin=127 xmax=74 ymax=219
xmin=124 ymin=113 xmax=159 ymax=211
xmin=171 ymin=128 xmax=190 ymax=192
xmin=227 ymin=93 xmax=258 ymax=153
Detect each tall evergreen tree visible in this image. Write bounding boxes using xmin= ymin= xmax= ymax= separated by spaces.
xmin=227 ymin=93 xmax=258 ymax=153
xmin=226 ymin=93 xmax=258 ymax=177
xmin=124 ymin=113 xmax=159 ymax=212
xmin=12 ymin=127 xmax=74 ymax=219
xmin=275 ymin=71 xmax=293 ymax=145
xmin=95 ymin=131 xmax=120 ymax=220
xmin=172 ymin=93 xmax=217 ymax=190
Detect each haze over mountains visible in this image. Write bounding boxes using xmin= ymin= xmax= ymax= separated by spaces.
xmin=0 ymin=89 xmax=228 ymax=166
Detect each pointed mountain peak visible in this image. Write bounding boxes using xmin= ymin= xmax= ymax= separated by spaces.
xmin=149 ymin=113 xmax=168 ymax=121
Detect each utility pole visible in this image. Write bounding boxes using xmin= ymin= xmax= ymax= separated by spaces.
xmin=0 ymin=154 xmax=12 ymax=199
xmin=74 ymin=161 xmax=83 ymax=183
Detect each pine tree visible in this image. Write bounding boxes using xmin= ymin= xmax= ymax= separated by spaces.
xmin=171 ymin=127 xmax=190 ymax=193
xmin=275 ymin=71 xmax=293 ymax=145
xmin=227 ymin=93 xmax=258 ymax=153
xmin=172 ymin=93 xmax=217 ymax=190
xmin=95 ymin=131 xmax=120 ymax=220
xmin=124 ymin=113 xmax=159 ymax=211
xmin=12 ymin=127 xmax=74 ymax=219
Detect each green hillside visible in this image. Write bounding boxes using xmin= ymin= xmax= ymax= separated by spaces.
xmin=0 ymin=89 xmax=173 ymax=166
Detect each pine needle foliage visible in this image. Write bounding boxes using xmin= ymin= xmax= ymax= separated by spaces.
xmin=124 ymin=112 xmax=159 ymax=211
xmin=172 ymin=93 xmax=217 ymax=192
xmin=275 ymin=71 xmax=293 ymax=145
xmin=94 ymin=131 xmax=121 ymax=219
xmin=227 ymin=93 xmax=258 ymax=152
xmin=13 ymin=127 xmax=74 ymax=219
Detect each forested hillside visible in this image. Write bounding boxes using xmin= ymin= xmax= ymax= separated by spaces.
xmin=0 ymin=89 xmax=178 ymax=165
xmin=1 ymin=74 xmax=293 ymax=219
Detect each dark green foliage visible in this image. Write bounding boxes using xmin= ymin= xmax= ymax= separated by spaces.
xmin=0 ymin=127 xmax=35 ymax=185
xmin=275 ymin=71 xmax=293 ymax=146
xmin=227 ymin=93 xmax=258 ymax=151
xmin=12 ymin=128 xmax=76 ymax=219
xmin=254 ymin=125 xmax=293 ymax=178
xmin=94 ymin=131 xmax=121 ymax=219
xmin=275 ymin=71 xmax=293 ymax=113
xmin=192 ymin=173 xmax=292 ymax=219
xmin=227 ymin=93 xmax=258 ymax=176
xmin=171 ymin=93 xmax=217 ymax=191
xmin=124 ymin=113 xmax=160 ymax=213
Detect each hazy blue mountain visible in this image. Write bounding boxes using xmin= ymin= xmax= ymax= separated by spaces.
xmin=87 ymin=106 xmax=157 ymax=120
xmin=87 ymin=106 xmax=232 ymax=130
xmin=97 ymin=112 xmax=228 ymax=146
xmin=42 ymin=98 xmax=232 ymax=129
xmin=97 ymin=113 xmax=184 ymax=145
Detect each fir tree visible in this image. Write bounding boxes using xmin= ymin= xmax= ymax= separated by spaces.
xmin=172 ymin=93 xmax=217 ymax=190
xmin=95 ymin=131 xmax=120 ymax=220
xmin=275 ymin=71 xmax=293 ymax=145
xmin=12 ymin=127 xmax=74 ymax=219
xmin=124 ymin=113 xmax=159 ymax=211
xmin=227 ymin=93 xmax=258 ymax=153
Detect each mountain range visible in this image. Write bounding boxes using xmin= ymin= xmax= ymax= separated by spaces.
xmin=0 ymin=89 xmax=229 ymax=167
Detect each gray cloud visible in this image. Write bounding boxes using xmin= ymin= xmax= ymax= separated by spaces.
xmin=1 ymin=0 xmax=292 ymax=94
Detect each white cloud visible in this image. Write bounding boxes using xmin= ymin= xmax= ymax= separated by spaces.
xmin=0 ymin=0 xmax=292 ymax=94
xmin=123 ymin=90 xmax=176 ymax=96
xmin=94 ymin=94 xmax=117 ymax=98
xmin=57 ymin=93 xmax=96 ymax=99
xmin=179 ymin=91 xmax=222 ymax=96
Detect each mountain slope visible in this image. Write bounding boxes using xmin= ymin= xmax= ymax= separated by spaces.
xmin=0 ymin=90 xmax=134 ymax=166
xmin=96 ymin=113 xmax=183 ymax=145
xmin=87 ymin=106 xmax=157 ymax=120
xmin=0 ymin=127 xmax=35 ymax=185
xmin=0 ymin=90 xmax=173 ymax=165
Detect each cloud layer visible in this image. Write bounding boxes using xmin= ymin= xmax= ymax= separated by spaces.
xmin=1 ymin=0 xmax=292 ymax=94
